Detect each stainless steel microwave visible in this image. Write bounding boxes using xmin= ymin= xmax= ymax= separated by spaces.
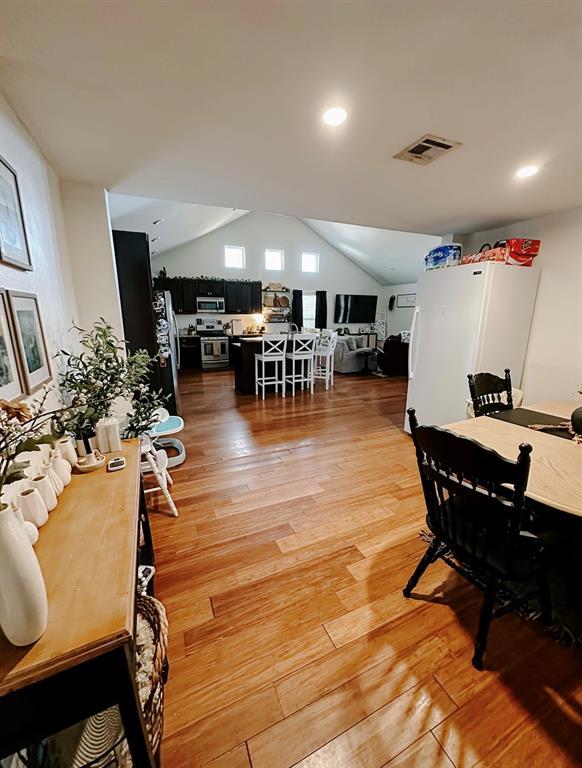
xmin=196 ymin=296 xmax=225 ymax=313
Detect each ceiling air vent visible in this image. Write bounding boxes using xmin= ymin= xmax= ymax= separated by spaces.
xmin=393 ymin=134 xmax=462 ymax=166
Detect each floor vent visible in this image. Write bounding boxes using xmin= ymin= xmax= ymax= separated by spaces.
xmin=393 ymin=134 xmax=462 ymax=165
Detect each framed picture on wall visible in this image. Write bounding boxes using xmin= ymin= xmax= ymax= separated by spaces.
xmin=0 ymin=155 xmax=33 ymax=271
xmin=0 ymin=289 xmax=26 ymax=401
xmin=8 ymin=291 xmax=51 ymax=393
xmin=396 ymin=293 xmax=416 ymax=308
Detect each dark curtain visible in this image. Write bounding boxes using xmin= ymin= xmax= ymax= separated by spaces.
xmin=315 ymin=290 xmax=327 ymax=329
xmin=292 ymin=289 xmax=303 ymax=328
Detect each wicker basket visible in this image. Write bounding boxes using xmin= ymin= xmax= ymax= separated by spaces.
xmin=41 ymin=595 xmax=169 ymax=767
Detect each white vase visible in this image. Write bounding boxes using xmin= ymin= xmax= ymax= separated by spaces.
xmin=75 ymin=436 xmax=97 ymax=457
xmin=57 ymin=436 xmax=77 ymax=467
xmin=31 ymin=474 xmax=57 ymax=512
xmin=0 ymin=505 xmax=48 ymax=646
xmin=50 ymin=448 xmax=72 ymax=487
xmin=12 ymin=505 xmax=39 ymax=546
xmin=18 ymin=487 xmax=49 ymax=527
xmin=44 ymin=461 xmax=64 ymax=497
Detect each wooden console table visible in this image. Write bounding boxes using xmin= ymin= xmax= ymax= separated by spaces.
xmin=0 ymin=439 xmax=157 ymax=766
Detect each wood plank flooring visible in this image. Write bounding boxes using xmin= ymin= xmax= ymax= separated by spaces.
xmin=150 ymin=370 xmax=581 ymax=768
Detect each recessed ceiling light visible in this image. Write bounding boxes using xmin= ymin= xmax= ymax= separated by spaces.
xmin=515 ymin=165 xmax=539 ymax=179
xmin=152 ymin=218 xmax=164 ymax=225
xmin=322 ymin=106 xmax=348 ymax=127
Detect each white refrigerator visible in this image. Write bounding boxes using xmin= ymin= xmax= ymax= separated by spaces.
xmin=405 ymin=262 xmax=540 ymax=431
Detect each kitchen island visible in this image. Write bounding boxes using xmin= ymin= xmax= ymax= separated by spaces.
xmin=231 ymin=337 xmax=263 ymax=394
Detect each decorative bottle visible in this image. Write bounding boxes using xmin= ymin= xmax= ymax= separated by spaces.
xmin=0 ymin=504 xmax=48 ymax=646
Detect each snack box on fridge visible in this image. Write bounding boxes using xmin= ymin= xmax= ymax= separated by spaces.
xmin=460 ymin=245 xmax=538 ymax=267
xmin=500 ymin=238 xmax=541 ymax=256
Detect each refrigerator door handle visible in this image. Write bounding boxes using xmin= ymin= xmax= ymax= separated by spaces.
xmin=408 ymin=306 xmax=420 ymax=380
xmin=173 ymin=312 xmax=181 ymax=369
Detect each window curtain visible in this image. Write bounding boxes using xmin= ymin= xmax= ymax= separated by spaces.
xmin=315 ymin=290 xmax=327 ymax=329
xmin=292 ymin=289 xmax=303 ymax=328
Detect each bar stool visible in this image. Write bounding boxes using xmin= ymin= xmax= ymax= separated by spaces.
xmin=285 ymin=334 xmax=317 ymax=396
xmin=314 ymin=331 xmax=338 ymax=390
xmin=255 ymin=335 xmax=288 ymax=399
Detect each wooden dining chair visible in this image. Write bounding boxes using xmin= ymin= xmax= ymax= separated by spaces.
xmin=404 ymin=408 xmax=552 ymax=670
xmin=467 ymin=368 xmax=513 ymax=417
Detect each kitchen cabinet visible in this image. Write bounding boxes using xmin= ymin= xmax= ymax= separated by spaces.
xmin=251 ymin=281 xmax=262 ymax=313
xmin=196 ymin=278 xmax=225 ymax=297
xmin=166 ymin=277 xmax=183 ymax=314
xmin=181 ymin=278 xmax=197 ymax=313
xmin=224 ymin=281 xmax=256 ymax=314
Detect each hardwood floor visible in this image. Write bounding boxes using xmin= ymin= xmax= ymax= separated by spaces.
xmin=150 ymin=370 xmax=581 ymax=768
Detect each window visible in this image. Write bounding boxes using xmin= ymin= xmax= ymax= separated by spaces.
xmin=224 ymin=245 xmax=246 ymax=269
xmin=302 ymin=291 xmax=316 ymax=328
xmin=302 ymin=251 xmax=319 ymax=273
xmin=265 ymin=248 xmax=284 ymax=271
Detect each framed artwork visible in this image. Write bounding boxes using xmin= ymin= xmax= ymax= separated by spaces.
xmin=0 ymin=289 xmax=26 ymax=401
xmin=396 ymin=293 xmax=416 ymax=308
xmin=0 ymin=155 xmax=33 ymax=271
xmin=7 ymin=291 xmax=51 ymax=394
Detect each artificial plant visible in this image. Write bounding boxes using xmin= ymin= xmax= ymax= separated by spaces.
xmin=123 ymin=384 xmax=168 ymax=439
xmin=58 ymin=320 xmax=153 ymax=438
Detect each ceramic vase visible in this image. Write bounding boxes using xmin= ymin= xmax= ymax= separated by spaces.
xmin=57 ymin=436 xmax=77 ymax=467
xmin=44 ymin=461 xmax=64 ymax=497
xmin=31 ymin=474 xmax=57 ymax=512
xmin=50 ymin=448 xmax=72 ymax=487
xmin=12 ymin=505 xmax=39 ymax=546
xmin=0 ymin=504 xmax=48 ymax=646
xmin=18 ymin=487 xmax=49 ymax=527
xmin=75 ymin=435 xmax=97 ymax=458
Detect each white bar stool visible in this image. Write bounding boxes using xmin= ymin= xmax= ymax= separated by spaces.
xmin=285 ymin=334 xmax=317 ymax=396
xmin=314 ymin=331 xmax=338 ymax=390
xmin=255 ymin=335 xmax=288 ymax=399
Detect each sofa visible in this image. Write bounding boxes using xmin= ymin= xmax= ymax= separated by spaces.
xmin=333 ymin=334 xmax=374 ymax=373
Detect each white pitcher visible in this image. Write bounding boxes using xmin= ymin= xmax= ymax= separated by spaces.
xmin=0 ymin=504 xmax=48 ymax=646
xmin=57 ymin=436 xmax=77 ymax=467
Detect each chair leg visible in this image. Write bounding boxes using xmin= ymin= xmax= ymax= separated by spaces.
xmin=403 ymin=539 xmax=441 ymax=598
xmin=310 ymin=357 xmax=314 ymax=394
xmin=472 ymin=576 xmax=497 ymax=671
xmin=282 ymin=358 xmax=286 ymax=398
xmin=262 ymin=360 xmax=265 ymax=400
xmin=255 ymin=356 xmax=258 ymax=396
xmin=535 ymin=567 xmax=553 ymax=625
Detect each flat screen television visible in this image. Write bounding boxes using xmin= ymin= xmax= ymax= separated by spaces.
xmin=334 ymin=294 xmax=378 ymax=324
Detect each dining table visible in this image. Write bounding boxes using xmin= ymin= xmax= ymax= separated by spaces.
xmin=445 ymin=400 xmax=582 ymax=520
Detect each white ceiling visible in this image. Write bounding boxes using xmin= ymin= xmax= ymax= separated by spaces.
xmin=303 ymin=218 xmax=441 ymax=285
xmin=1 ymin=1 xmax=580 ymax=235
xmin=108 ymin=194 xmax=249 ymax=254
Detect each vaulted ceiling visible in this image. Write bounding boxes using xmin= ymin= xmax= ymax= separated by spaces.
xmin=108 ymin=195 xmax=249 ymax=254
xmin=1 ymin=1 xmax=580 ymax=235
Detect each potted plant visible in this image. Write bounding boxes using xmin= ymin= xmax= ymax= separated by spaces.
xmin=123 ymin=384 xmax=168 ymax=439
xmin=58 ymin=320 xmax=154 ymax=452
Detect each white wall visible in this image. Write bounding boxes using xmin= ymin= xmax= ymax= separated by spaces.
xmin=458 ymin=208 xmax=582 ymax=403
xmin=152 ymin=211 xmax=384 ymax=331
xmin=383 ymin=282 xmax=418 ymax=336
xmin=61 ymin=182 xmax=124 ymax=340
xmin=0 ymin=93 xmax=79 ymax=386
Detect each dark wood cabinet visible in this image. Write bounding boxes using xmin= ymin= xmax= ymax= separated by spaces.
xmin=181 ymin=278 xmax=197 ymax=313
xmin=224 ymin=281 xmax=238 ymax=313
xmin=224 ymin=281 xmax=259 ymax=314
xmin=251 ymin=281 xmax=262 ymax=313
xmin=196 ymin=278 xmax=224 ymax=297
xmin=166 ymin=277 xmax=183 ymax=314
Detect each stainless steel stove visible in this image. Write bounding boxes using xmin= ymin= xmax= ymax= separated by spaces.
xmin=197 ymin=319 xmax=229 ymax=370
